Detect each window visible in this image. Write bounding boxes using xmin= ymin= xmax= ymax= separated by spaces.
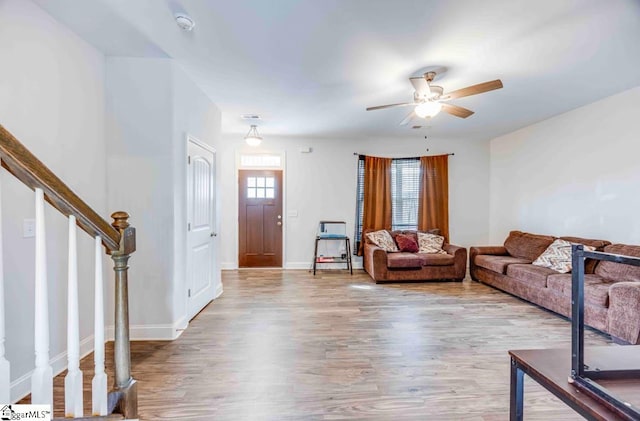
xmin=240 ymin=154 xmax=281 ymax=168
xmin=391 ymin=158 xmax=420 ymax=230
xmin=354 ymin=157 xmax=420 ymax=250
xmin=247 ymin=176 xmax=275 ymax=199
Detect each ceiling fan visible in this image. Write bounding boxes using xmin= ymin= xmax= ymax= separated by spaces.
xmin=366 ymin=71 xmax=503 ymax=125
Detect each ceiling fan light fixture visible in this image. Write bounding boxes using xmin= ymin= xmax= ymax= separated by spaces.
xmin=244 ymin=125 xmax=263 ymax=146
xmin=415 ymin=101 xmax=442 ymax=118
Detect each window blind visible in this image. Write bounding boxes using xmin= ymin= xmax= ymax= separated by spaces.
xmin=391 ymin=158 xmax=420 ymax=231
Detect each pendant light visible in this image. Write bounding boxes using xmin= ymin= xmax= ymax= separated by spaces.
xmin=244 ymin=125 xmax=262 ymax=147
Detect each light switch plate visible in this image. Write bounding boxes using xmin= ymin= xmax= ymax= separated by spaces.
xmin=288 ymin=210 xmax=298 ymax=217
xmin=23 ymin=219 xmax=36 ymax=238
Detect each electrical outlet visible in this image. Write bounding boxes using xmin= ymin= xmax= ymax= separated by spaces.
xmin=23 ymin=219 xmax=36 ymax=238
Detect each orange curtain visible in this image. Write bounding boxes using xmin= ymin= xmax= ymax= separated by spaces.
xmin=418 ymin=155 xmax=449 ymax=242
xmin=358 ymin=156 xmax=392 ymax=255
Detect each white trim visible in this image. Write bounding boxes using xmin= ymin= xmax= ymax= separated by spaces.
xmin=215 ymin=283 xmax=224 ymax=299
xmin=221 ymin=262 xmax=237 ymax=270
xmin=11 ymin=335 xmax=95 ymax=403
xmin=235 ymin=150 xmax=287 ymax=269
xmin=187 ymin=134 xmax=216 ymax=155
xmin=106 ymin=321 xmax=185 ymax=342
xmin=285 ymin=261 xmax=363 ymax=270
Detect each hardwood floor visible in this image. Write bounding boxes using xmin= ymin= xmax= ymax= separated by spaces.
xmin=56 ymin=269 xmax=614 ymax=420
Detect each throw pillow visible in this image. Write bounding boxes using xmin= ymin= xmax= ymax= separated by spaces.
xmin=417 ymin=232 xmax=446 ymax=254
xmin=533 ymin=239 xmax=596 ymax=273
xmin=366 ymin=230 xmax=398 ymax=252
xmin=395 ymin=233 xmax=419 ymax=253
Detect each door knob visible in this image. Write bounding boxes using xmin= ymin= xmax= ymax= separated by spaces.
xmin=277 ymin=221 xmax=282 ymax=226
xmin=277 ymin=215 xmax=282 ymax=219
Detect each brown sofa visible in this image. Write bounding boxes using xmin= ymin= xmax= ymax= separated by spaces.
xmin=470 ymin=230 xmax=640 ymax=344
xmin=363 ymin=229 xmax=467 ymax=283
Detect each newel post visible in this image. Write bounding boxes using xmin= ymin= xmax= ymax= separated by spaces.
xmin=109 ymin=211 xmax=137 ymax=419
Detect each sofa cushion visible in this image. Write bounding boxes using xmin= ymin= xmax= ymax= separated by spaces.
xmin=506 ymin=264 xmax=557 ymax=288
xmin=419 ymin=253 xmax=455 ymax=266
xmin=533 ymin=239 xmax=595 ymax=273
xmin=417 ymin=232 xmax=446 ymax=254
xmin=366 ymin=230 xmax=398 ymax=252
xmin=389 ymin=229 xmax=439 ymax=245
xmin=504 ymin=230 xmax=555 ymax=261
xmin=475 ymin=255 xmax=532 ymax=274
xmin=395 ymin=234 xmax=419 ymax=253
xmin=595 ymin=244 xmax=640 ymax=282
xmin=387 ymin=252 xmax=423 ymax=268
xmin=559 ymin=236 xmax=611 ymax=274
xmin=547 ymin=274 xmax=613 ymax=307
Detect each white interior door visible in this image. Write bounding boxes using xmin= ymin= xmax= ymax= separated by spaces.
xmin=187 ymin=138 xmax=216 ymax=321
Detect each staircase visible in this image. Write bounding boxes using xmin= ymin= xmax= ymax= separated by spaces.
xmin=0 ymin=124 xmax=137 ymax=419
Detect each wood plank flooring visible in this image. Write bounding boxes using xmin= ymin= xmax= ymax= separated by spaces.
xmin=55 ymin=269 xmax=614 ymax=420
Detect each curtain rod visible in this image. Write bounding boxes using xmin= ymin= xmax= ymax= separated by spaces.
xmin=353 ymin=152 xmax=454 ymax=157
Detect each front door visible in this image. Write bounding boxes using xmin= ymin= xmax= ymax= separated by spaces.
xmin=238 ymin=170 xmax=283 ymax=267
xmin=187 ymin=138 xmax=216 ymax=320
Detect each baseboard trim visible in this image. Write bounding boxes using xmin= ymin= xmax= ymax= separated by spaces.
xmin=215 ymin=283 xmax=224 ymax=299
xmin=106 ymin=323 xmax=182 ymax=342
xmin=221 ymin=262 xmax=237 ymax=270
xmin=285 ymin=261 xmax=363 ymax=270
xmin=11 ymin=334 xmax=95 ymax=403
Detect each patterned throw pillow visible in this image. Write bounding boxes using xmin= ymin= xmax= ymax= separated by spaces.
xmin=366 ymin=230 xmax=398 ymax=252
xmin=395 ymin=233 xmax=419 ymax=253
xmin=532 ymin=239 xmax=595 ymax=273
xmin=417 ymin=232 xmax=446 ymax=254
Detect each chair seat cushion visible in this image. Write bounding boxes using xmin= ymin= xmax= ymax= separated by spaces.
xmin=419 ymin=253 xmax=454 ymax=266
xmin=387 ymin=253 xmax=423 ymax=268
xmin=506 ymin=264 xmax=557 ymax=288
xmin=475 ymin=255 xmax=532 ymax=274
xmin=547 ymin=274 xmax=612 ymax=307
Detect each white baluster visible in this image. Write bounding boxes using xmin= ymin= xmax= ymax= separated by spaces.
xmin=64 ymin=216 xmax=83 ymax=416
xmin=92 ymin=236 xmax=107 ymax=415
xmin=31 ymin=188 xmax=52 ymax=406
xmin=0 ymin=173 xmax=10 ymax=403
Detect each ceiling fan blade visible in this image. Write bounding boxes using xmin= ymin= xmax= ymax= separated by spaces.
xmin=441 ymin=103 xmax=475 ymax=118
xmin=399 ymin=111 xmax=415 ymax=126
xmin=366 ymin=102 xmax=413 ymax=111
xmin=444 ymin=79 xmax=503 ymax=100
xmin=409 ymin=77 xmax=431 ymax=95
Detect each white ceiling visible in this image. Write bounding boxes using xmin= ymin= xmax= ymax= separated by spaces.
xmin=36 ymin=0 xmax=640 ymax=140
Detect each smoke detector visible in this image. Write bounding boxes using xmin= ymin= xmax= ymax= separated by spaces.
xmin=175 ymin=13 xmax=195 ymax=31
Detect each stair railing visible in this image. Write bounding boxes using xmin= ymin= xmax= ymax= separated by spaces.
xmin=0 ymin=124 xmax=137 ymax=419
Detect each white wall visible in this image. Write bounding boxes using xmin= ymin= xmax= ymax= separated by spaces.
xmin=0 ymin=0 xmax=107 ymax=401
xmin=106 ymin=58 xmax=174 ymax=331
xmin=489 ymin=86 xmax=640 ymax=244
xmin=106 ymin=58 xmax=222 ymax=338
xmin=171 ymin=63 xmax=222 ymax=329
xmin=219 ymin=135 xmax=491 ymax=269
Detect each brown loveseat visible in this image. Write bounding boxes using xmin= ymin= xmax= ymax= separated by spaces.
xmin=364 ymin=229 xmax=467 ymax=283
xmin=470 ymin=230 xmax=640 ymax=344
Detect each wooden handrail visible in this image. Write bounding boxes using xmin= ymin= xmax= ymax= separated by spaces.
xmin=0 ymin=124 xmax=120 ymax=251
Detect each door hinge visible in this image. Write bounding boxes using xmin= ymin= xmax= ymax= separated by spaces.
xmin=188 ymin=288 xmax=191 ymax=297
xmin=188 ymin=222 xmax=191 ymax=231
xmin=188 ymin=155 xmax=191 ymax=164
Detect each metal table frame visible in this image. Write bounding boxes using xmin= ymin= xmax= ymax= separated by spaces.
xmin=570 ymin=245 xmax=640 ymax=419
xmin=510 ymin=246 xmax=640 ymax=420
